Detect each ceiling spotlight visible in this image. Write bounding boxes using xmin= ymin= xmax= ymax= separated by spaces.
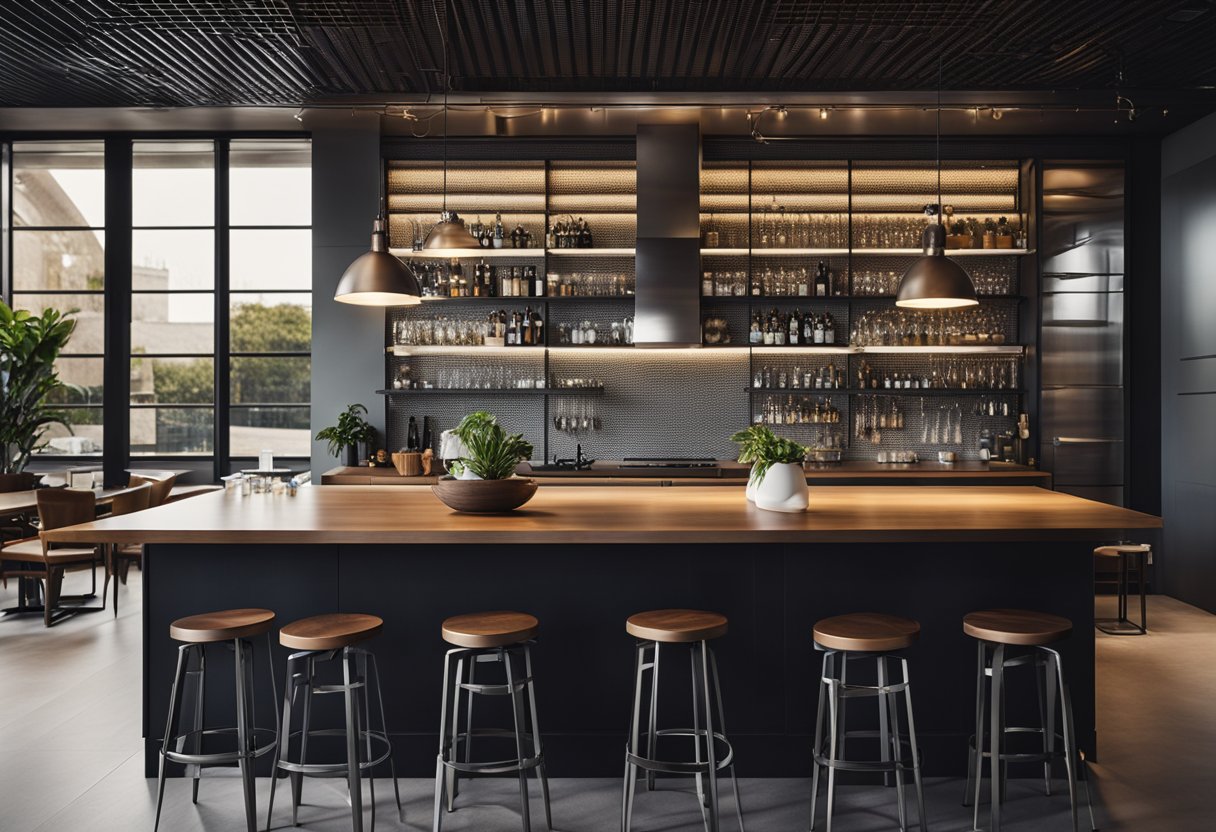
xmin=293 ymin=108 xmax=303 ymax=122
xmin=991 ymin=108 xmax=1003 ymax=120
xmin=776 ymin=105 xmax=789 ymax=119
xmin=819 ymin=107 xmax=829 ymax=120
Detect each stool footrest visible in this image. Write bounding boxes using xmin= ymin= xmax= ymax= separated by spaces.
xmin=626 ymin=727 xmax=736 ymax=774
xmin=440 ymin=754 xmax=543 ymax=776
xmin=162 ymin=726 xmax=277 ymax=766
xmin=274 ymin=727 xmax=394 ymax=775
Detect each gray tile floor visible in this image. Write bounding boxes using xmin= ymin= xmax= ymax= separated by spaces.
xmin=1 ymin=572 xmax=1211 ymax=831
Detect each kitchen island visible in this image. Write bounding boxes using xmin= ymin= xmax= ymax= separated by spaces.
xmin=47 ymin=485 xmax=1159 ymax=778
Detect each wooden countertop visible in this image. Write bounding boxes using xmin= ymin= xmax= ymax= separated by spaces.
xmin=320 ymin=461 xmax=1051 ymax=487
xmin=44 ymin=484 xmax=1159 ymax=546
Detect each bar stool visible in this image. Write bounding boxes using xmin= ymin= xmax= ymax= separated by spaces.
xmin=154 ymin=608 xmax=279 ymax=832
xmin=962 ymin=609 xmax=1095 ymax=832
xmin=810 ymin=613 xmax=926 ymax=832
xmin=622 ymin=609 xmax=744 ymax=832
xmin=266 ymin=613 xmax=401 ymax=832
xmin=433 ymin=611 xmax=551 ymax=832
xmin=1094 ymin=543 xmax=1151 ymax=635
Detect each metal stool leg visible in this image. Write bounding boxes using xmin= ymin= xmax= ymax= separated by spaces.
xmin=900 ymin=657 xmax=927 ymax=832
xmin=879 ymin=656 xmax=907 ymax=831
xmin=989 ymin=644 xmax=1006 ymax=832
xmin=233 ymin=639 xmax=257 ymax=832
xmin=646 ymin=641 xmax=661 ymax=792
xmin=369 ymin=651 xmax=404 ymax=823
xmin=342 ymin=647 xmax=364 ymax=832
xmin=970 ymin=643 xmax=987 ymax=830
xmin=189 ymin=645 xmax=206 ymax=804
xmin=1044 ymin=654 xmax=1058 ymax=796
xmin=691 ymin=644 xmax=707 ymax=811
xmin=809 ymin=650 xmax=830 ymax=831
xmin=356 ymin=650 xmax=376 ymax=832
xmin=524 ymin=645 xmax=553 ymax=831
xmin=825 ymin=672 xmax=840 ymax=832
xmin=435 ymin=651 xmax=455 ymax=832
xmin=265 ymin=652 xmax=297 ymax=830
xmin=446 ymin=655 xmax=464 ymax=813
xmin=154 ymin=644 xmax=191 ymax=832
xmin=699 ymin=640 xmax=721 ymax=832
xmin=505 ymin=647 xmax=533 ymax=832
xmin=622 ymin=641 xmax=645 ymax=832
xmin=292 ymin=655 xmax=315 ymax=825
xmin=708 ymin=648 xmax=745 ymax=832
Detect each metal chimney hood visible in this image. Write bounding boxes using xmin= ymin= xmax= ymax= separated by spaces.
xmin=634 ymin=123 xmax=702 ymax=348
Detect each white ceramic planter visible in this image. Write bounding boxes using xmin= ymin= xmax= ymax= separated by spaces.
xmin=745 ymin=463 xmax=759 ymax=502
xmin=753 ymin=462 xmax=809 ymax=513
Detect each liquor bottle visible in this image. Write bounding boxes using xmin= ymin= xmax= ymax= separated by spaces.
xmin=749 ymin=312 xmax=763 ymax=345
xmin=530 ymin=265 xmax=544 ymax=297
xmin=506 ymin=312 xmax=518 ymax=346
xmin=472 ymin=261 xmax=484 ymax=297
xmin=533 ymin=309 xmax=544 ymax=345
xmin=512 ymin=267 xmax=523 ymax=297
xmin=421 ymin=417 xmax=434 ymax=452
xmin=824 ymin=312 xmax=836 ymax=344
xmin=814 ymin=261 xmax=830 ymax=297
xmin=406 ymin=416 xmax=420 ymax=451
xmin=788 ymin=311 xmax=800 ymax=345
xmin=522 ymin=306 xmax=534 ymax=345
xmin=803 ymin=313 xmax=814 ymax=343
xmin=814 ymin=315 xmax=826 ymax=344
xmin=797 ymin=267 xmax=809 ymax=296
xmin=449 ymin=259 xmax=463 ymax=298
xmin=493 ymin=213 xmax=504 ymax=248
xmin=578 ymin=218 xmax=593 ymax=248
xmin=487 ymin=264 xmax=498 ymax=297
xmin=773 ymin=311 xmax=786 ymax=345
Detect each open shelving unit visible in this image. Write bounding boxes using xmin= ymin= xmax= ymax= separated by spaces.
xmin=383 ymin=157 xmax=1034 ymax=463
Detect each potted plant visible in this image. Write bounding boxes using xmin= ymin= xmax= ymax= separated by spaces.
xmin=0 ymin=301 xmax=77 ymax=492
xmin=995 ymin=216 xmax=1014 ymax=249
xmin=315 ymin=403 xmax=376 ymax=467
xmin=947 ymin=219 xmax=972 ymax=250
xmin=731 ymin=424 xmax=809 ymax=512
xmin=432 ymin=411 xmax=537 ymax=513
xmin=982 ymin=217 xmax=997 ymax=249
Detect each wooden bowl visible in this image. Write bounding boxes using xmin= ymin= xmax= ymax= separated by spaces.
xmin=432 ymin=477 xmax=538 ymax=513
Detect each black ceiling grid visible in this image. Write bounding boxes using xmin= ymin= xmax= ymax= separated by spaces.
xmin=1 ymin=1 xmax=1216 ymax=107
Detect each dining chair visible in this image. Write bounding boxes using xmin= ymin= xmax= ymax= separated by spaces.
xmin=129 ymin=473 xmax=178 ymax=508
xmin=108 ymin=481 xmax=153 ymax=617
xmin=0 ymin=489 xmax=105 ymax=626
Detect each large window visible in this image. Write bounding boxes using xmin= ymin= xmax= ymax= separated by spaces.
xmin=2 ymin=136 xmax=311 ymax=477
xmin=228 ymin=140 xmax=311 ymax=460
xmin=130 ymin=141 xmax=216 ymax=456
xmin=10 ymin=141 xmax=106 ymax=456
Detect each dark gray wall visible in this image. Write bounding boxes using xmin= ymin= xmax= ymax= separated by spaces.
xmin=310 ymin=112 xmax=386 ymax=475
xmin=1161 ymin=111 xmax=1216 ymax=612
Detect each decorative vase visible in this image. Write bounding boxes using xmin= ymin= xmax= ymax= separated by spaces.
xmin=753 ymin=462 xmax=809 ymax=513
xmin=432 ymin=477 xmax=538 ymax=513
xmin=745 ymin=463 xmax=759 ymax=502
xmin=344 ymin=444 xmax=360 ymax=467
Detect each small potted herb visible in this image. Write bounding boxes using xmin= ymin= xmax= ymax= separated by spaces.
xmin=982 ymin=217 xmax=997 ymax=249
xmin=947 ymin=220 xmax=972 ymax=250
xmin=433 ymin=411 xmax=537 ymax=513
xmin=731 ymin=424 xmax=809 ymax=513
xmin=995 ymin=216 xmax=1014 ymax=249
xmin=315 ymin=403 xmax=377 ymax=467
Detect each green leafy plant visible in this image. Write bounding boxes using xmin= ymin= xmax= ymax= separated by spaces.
xmin=950 ymin=220 xmax=968 ymax=235
xmin=730 ymin=424 xmax=807 ymax=484
xmin=983 ymin=217 xmax=997 ymax=233
xmin=447 ymin=411 xmax=534 ymax=480
xmin=0 ymin=301 xmax=79 ymax=474
xmin=315 ymin=403 xmax=376 ymax=460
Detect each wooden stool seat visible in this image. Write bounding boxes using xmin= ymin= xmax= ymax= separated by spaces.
xmin=169 ymin=608 xmax=276 ymax=643
xmin=279 ymin=613 xmax=383 ymax=651
xmin=963 ymin=609 xmax=1072 ymax=646
xmin=1 ymin=537 xmax=97 ymax=564
xmin=1094 ymin=543 xmax=1151 ymax=556
xmin=625 ymin=609 xmax=728 ymax=643
xmin=813 ymin=612 xmax=920 ymax=652
xmin=441 ymin=610 xmax=539 ymax=648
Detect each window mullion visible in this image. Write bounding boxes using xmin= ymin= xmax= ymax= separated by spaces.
xmin=215 ymin=140 xmax=231 ymax=478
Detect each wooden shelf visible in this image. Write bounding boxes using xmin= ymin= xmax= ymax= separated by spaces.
xmin=387 ymin=345 xmax=546 ymax=356
xmin=851 ymin=248 xmax=1035 ymax=256
xmin=377 ymin=387 xmax=604 ymax=397
xmin=391 ymin=248 xmax=544 ymax=259
xmin=859 ymin=345 xmax=1023 ymax=354
xmin=546 ymin=247 xmax=635 ymax=256
xmin=750 ymin=345 xmax=857 ymax=355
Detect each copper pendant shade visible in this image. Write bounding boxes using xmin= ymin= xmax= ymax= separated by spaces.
xmin=423 ymin=209 xmax=480 ymax=250
xmin=896 ymin=224 xmax=978 ymax=309
xmin=334 ymin=213 xmax=421 ymax=306
xmin=895 ymin=56 xmax=978 ymax=310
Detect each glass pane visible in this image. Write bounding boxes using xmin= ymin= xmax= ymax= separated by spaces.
xmin=13 ymin=230 xmax=105 ymax=290
xmin=11 ymin=293 xmax=105 ymax=355
xmin=130 ymin=407 xmax=214 ymax=456
xmin=132 ymin=292 xmax=214 ymax=355
xmin=47 ymin=357 xmax=104 ymax=405
xmin=230 ymin=295 xmax=311 ymax=352
xmin=131 ymin=357 xmax=214 ymax=405
xmin=230 ymin=406 xmax=310 ymax=458
xmin=230 ymin=229 xmax=311 ymax=290
xmin=12 ymin=141 xmax=105 ymax=228
xmin=133 ymin=141 xmax=215 ymax=227
xmin=230 ymin=139 xmax=311 ymax=226
xmin=35 ymin=408 xmax=104 ymax=456
xmin=230 ymin=357 xmax=310 ymax=404
xmin=133 ymin=229 xmax=215 ymax=290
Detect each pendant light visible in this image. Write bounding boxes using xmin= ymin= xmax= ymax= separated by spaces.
xmin=895 ymin=57 xmax=978 ymax=310
xmin=334 ymin=198 xmax=422 ymax=306
xmin=422 ymin=0 xmax=480 ymax=252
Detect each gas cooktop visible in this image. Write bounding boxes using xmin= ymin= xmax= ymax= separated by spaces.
xmin=618 ymin=458 xmax=720 ymax=469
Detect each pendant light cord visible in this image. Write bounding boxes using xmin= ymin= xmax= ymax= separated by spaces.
xmin=936 ymin=54 xmax=942 ymax=222
xmin=437 ymin=0 xmax=449 ymax=213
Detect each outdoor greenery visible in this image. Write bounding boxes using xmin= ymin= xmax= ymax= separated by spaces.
xmin=731 ymin=424 xmax=807 ymax=484
xmin=447 ymin=411 xmax=534 ymax=480
xmin=0 ymin=300 xmax=78 ymax=473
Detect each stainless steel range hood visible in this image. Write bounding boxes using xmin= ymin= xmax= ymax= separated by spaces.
xmin=634 ymin=123 xmax=702 ymax=348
